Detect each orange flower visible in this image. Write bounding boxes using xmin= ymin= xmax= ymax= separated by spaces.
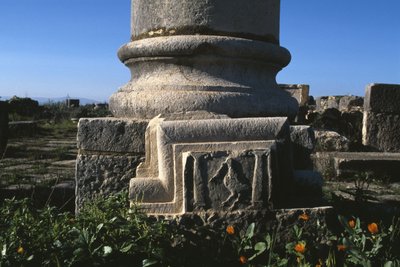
xmin=294 ymin=243 xmax=306 ymax=254
xmin=315 ymin=258 xmax=323 ymax=267
xmin=17 ymin=246 xmax=24 ymax=254
xmin=226 ymin=225 xmax=235 ymax=235
xmin=368 ymin=223 xmax=379 ymax=234
xmin=299 ymin=213 xmax=309 ymax=221
xmin=337 ymin=244 xmax=346 ymax=251
xmin=239 ymin=255 xmax=247 ymax=264
xmin=348 ymin=219 xmax=356 ymax=229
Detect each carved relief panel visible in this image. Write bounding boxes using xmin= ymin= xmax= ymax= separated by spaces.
xmin=183 ymin=147 xmax=276 ymax=212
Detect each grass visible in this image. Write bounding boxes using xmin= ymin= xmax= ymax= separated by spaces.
xmin=0 ymin=119 xmax=76 ymax=189
xmin=39 ymin=120 xmax=78 ymax=138
xmin=0 ymin=192 xmax=399 ymax=267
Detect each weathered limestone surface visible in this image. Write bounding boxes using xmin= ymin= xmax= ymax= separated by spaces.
xmin=363 ymin=113 xmax=400 ymax=152
xmin=290 ymin=125 xmax=315 ymax=170
xmin=76 ymin=154 xmax=142 ymax=211
xmin=363 ymin=83 xmax=400 ymax=152
xmin=75 ymin=118 xmax=147 ymax=211
xmin=164 ymin=206 xmax=334 ymax=237
xmin=109 ymin=0 xmax=298 ymax=119
xmin=0 ymin=101 xmax=8 ymax=157
xmin=279 ymin=84 xmax=310 ymax=107
xmin=314 ymin=130 xmax=350 ymax=152
xmin=77 ymin=118 xmax=148 ymax=153
xmin=130 ymin=116 xmax=293 ymax=214
xmin=131 ymin=0 xmax=280 ymax=42
xmin=315 ymin=95 xmax=363 ymax=113
xmin=312 ymin=152 xmax=400 ymax=181
xmin=111 ymin=36 xmax=296 ymax=119
xmin=339 ymin=96 xmax=363 ymax=112
xmin=364 ymin=84 xmax=400 ymax=113
xmin=316 ymin=96 xmax=340 ymax=112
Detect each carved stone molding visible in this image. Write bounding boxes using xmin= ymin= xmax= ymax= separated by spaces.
xmin=129 ymin=116 xmax=292 ymax=215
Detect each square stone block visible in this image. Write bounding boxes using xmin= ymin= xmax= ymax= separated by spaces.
xmin=363 ymin=112 xmax=400 ymax=152
xmin=279 ymin=84 xmax=309 ymax=107
xmin=129 ymin=117 xmax=292 ymax=215
xmin=364 ymin=83 xmax=400 ymax=113
xmin=290 ymin=125 xmax=315 ymax=170
xmin=76 ymin=154 xmax=142 ymax=212
xmin=77 ymin=117 xmax=148 ymax=153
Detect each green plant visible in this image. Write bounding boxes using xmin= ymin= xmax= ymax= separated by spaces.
xmin=231 ymin=213 xmax=400 ymax=267
xmin=337 ymin=215 xmax=400 ymax=266
xmin=1 ymin=193 xmax=399 ymax=267
xmin=339 ymin=172 xmax=376 ymax=203
xmin=0 ymin=193 xmax=241 ymax=267
xmin=0 ymin=198 xmax=72 ymax=266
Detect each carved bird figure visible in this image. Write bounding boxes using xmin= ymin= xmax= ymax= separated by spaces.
xmin=210 ymin=156 xmax=251 ymax=210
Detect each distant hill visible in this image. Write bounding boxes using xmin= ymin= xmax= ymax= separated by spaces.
xmin=0 ymin=96 xmax=105 ymax=105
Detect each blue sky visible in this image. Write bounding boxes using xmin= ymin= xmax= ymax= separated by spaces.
xmin=0 ymin=0 xmax=399 ymax=102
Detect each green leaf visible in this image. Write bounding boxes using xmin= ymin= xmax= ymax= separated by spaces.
xmin=142 ymin=259 xmax=159 ymax=267
xmin=361 ymin=234 xmax=366 ymax=248
xmin=109 ymin=217 xmax=118 ymax=223
xmin=384 ymin=261 xmax=393 ymax=267
xmin=265 ymin=234 xmax=272 ymax=249
xmin=120 ymin=244 xmax=134 ymax=253
xmin=248 ymin=242 xmax=268 ymax=261
xmin=293 ymin=225 xmax=302 ymax=239
xmin=254 ymin=242 xmax=267 ymax=254
xmin=97 ymin=223 xmax=104 ymax=232
xmin=245 ymin=223 xmax=255 ymax=239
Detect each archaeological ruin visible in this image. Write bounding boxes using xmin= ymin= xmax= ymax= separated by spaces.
xmin=75 ymin=0 xmax=399 ymax=225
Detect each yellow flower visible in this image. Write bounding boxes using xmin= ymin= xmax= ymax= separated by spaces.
xmin=298 ymin=213 xmax=309 ymax=221
xmin=294 ymin=242 xmax=306 ymax=254
xmin=17 ymin=246 xmax=24 ymax=254
xmin=348 ymin=219 xmax=355 ymax=229
xmin=239 ymin=255 xmax=247 ymax=264
xmin=368 ymin=223 xmax=379 ymax=234
xmin=226 ymin=225 xmax=235 ymax=235
xmin=337 ymin=244 xmax=346 ymax=251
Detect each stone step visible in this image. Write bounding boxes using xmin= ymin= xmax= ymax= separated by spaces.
xmin=312 ymin=152 xmax=400 ymax=182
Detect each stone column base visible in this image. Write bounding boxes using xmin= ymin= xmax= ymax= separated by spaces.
xmin=110 ymin=35 xmax=298 ymax=119
xmin=75 ymin=115 xmax=324 ymax=217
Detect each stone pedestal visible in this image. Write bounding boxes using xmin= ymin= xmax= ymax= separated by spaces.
xmin=109 ymin=0 xmax=298 ymax=119
xmin=75 ymin=0 xmax=327 ymax=218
